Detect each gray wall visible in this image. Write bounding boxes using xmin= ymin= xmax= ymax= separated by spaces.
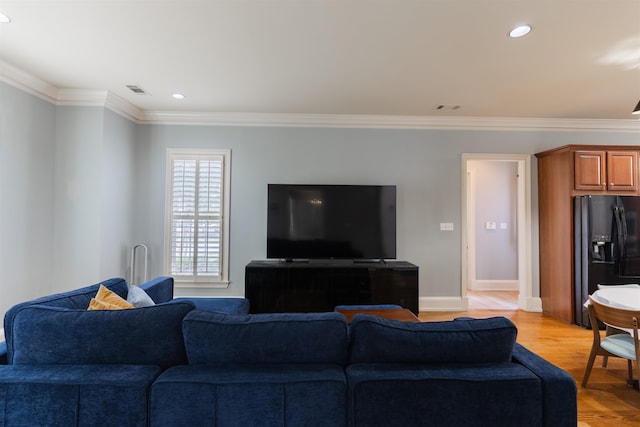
xmin=101 ymin=110 xmax=138 ymax=282
xmin=131 ymin=125 xmax=636 ymax=302
xmin=51 ymin=106 xmax=139 ymax=293
xmin=0 ymin=83 xmax=55 ymax=319
xmin=52 ymin=106 xmax=104 ymax=291
xmin=2 ymin=81 xmax=640 ymax=319
xmin=0 ymin=84 xmax=139 ymax=319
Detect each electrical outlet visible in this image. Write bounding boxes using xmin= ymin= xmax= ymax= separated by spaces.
xmin=485 ymin=222 xmax=497 ymax=230
xmin=440 ymin=222 xmax=454 ymax=231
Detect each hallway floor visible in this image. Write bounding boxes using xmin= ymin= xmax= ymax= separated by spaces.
xmin=467 ymin=290 xmax=519 ymax=310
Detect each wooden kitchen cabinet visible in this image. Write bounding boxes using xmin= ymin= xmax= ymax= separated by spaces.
xmin=606 ymin=151 xmax=637 ymax=191
xmin=537 ymin=145 xmax=640 ymax=323
xmin=574 ymin=151 xmax=605 ymax=191
xmin=574 ymin=150 xmax=637 ymax=192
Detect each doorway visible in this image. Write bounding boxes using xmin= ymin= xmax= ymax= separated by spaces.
xmin=461 ymin=154 xmax=539 ymax=312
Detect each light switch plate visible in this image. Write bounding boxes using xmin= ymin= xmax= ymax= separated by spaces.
xmin=440 ymin=222 xmax=454 ymax=231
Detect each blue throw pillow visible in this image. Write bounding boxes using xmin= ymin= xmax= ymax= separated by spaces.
xmin=349 ymin=315 xmax=517 ymax=364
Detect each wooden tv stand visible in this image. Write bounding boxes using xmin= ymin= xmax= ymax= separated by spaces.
xmin=245 ymin=260 xmax=419 ymax=314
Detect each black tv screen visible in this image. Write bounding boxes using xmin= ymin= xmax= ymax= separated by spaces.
xmin=267 ymin=184 xmax=397 ymax=260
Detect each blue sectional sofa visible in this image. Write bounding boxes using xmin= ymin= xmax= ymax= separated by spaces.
xmin=0 ymin=276 xmax=249 ymax=426
xmin=0 ymin=279 xmax=576 ymax=427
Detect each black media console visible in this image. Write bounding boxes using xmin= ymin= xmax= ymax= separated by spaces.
xmin=245 ymin=260 xmax=419 ymax=314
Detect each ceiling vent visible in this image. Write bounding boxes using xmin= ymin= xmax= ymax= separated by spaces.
xmin=126 ymin=85 xmax=150 ymax=95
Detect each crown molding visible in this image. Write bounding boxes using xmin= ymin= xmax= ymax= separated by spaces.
xmin=55 ymin=89 xmax=141 ymax=122
xmin=104 ymin=91 xmax=142 ymax=122
xmin=56 ymin=88 xmax=109 ymax=106
xmin=2 ymin=60 xmax=639 ymax=132
xmin=0 ymin=60 xmax=59 ymax=104
xmin=137 ymin=110 xmax=640 ymax=132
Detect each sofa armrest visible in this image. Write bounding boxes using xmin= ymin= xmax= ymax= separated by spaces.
xmin=139 ymin=276 xmax=174 ymax=304
xmin=511 ymin=343 xmax=577 ymax=427
xmin=0 ymin=341 xmax=7 ymax=364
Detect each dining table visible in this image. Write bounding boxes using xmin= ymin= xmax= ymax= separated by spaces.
xmin=590 ymin=286 xmax=640 ymax=310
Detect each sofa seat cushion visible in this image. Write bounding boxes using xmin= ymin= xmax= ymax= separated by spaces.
xmin=346 ymin=363 xmax=541 ymax=427
xmin=182 ymin=311 xmax=349 ymax=365
xmin=0 ymin=364 xmax=161 ymax=427
xmin=11 ymin=301 xmax=195 ymax=368
xmin=172 ymin=297 xmax=249 ymax=315
xmin=150 ymin=364 xmax=347 ymax=427
xmin=349 ymin=315 xmax=517 ymax=364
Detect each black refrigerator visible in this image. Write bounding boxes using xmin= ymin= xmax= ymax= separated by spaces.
xmin=574 ymin=195 xmax=640 ymax=327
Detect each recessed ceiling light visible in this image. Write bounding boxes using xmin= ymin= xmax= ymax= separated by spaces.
xmin=172 ymin=93 xmax=185 ymax=100
xmin=509 ymin=25 xmax=532 ymax=38
xmin=0 ymin=12 xmax=11 ymax=23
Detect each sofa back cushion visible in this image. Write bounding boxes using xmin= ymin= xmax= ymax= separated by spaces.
xmin=3 ymin=278 xmax=128 ymax=364
xmin=11 ymin=301 xmax=195 ymax=369
xmin=349 ymin=315 xmax=517 ymax=364
xmin=183 ymin=311 xmax=349 ymax=365
xmin=9 ymin=278 xmax=128 ymax=312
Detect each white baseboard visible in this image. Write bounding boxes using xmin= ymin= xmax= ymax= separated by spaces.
xmin=470 ymin=280 xmax=519 ymax=291
xmin=419 ymin=296 xmax=469 ymax=312
xmin=419 ymin=295 xmax=542 ymax=313
xmin=519 ymin=295 xmax=543 ymax=312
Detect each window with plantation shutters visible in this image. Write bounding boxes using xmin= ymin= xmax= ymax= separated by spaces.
xmin=165 ymin=149 xmax=231 ymax=287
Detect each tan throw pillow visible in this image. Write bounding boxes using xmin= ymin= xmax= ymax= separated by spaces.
xmin=87 ymin=285 xmax=135 ymax=310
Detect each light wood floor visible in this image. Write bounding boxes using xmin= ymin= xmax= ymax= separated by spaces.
xmin=420 ymin=292 xmax=640 ymax=427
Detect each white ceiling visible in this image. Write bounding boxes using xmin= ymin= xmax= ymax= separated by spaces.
xmin=1 ymin=0 xmax=639 ymax=123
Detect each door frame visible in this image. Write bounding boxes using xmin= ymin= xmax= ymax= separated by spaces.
xmin=466 ymin=166 xmax=478 ymax=292
xmin=461 ymin=153 xmax=541 ymax=312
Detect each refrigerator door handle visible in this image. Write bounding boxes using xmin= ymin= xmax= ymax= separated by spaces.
xmin=614 ymin=206 xmax=627 ymax=276
xmin=619 ymin=206 xmax=628 ymax=260
xmin=620 ymin=206 xmax=628 ymax=242
xmin=614 ymin=206 xmax=623 ymax=259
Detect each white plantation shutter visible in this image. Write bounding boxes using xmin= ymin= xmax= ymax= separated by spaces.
xmin=165 ymin=149 xmax=230 ymax=286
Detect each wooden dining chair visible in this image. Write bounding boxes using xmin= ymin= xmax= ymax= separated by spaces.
xmin=582 ymin=296 xmax=640 ymax=389
xmin=595 ymin=284 xmax=640 ymax=367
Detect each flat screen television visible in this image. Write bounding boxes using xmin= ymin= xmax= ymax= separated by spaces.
xmin=267 ymin=184 xmax=397 ymax=260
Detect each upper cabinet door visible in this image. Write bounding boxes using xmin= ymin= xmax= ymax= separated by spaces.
xmin=607 ymin=151 xmax=638 ymax=191
xmin=574 ymin=151 xmax=606 ymax=191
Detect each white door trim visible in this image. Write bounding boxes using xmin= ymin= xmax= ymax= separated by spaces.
xmin=466 ymin=167 xmax=477 ymax=295
xmin=461 ymin=154 xmax=541 ymax=312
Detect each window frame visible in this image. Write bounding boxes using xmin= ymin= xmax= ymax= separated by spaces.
xmin=164 ymin=148 xmax=231 ymax=288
